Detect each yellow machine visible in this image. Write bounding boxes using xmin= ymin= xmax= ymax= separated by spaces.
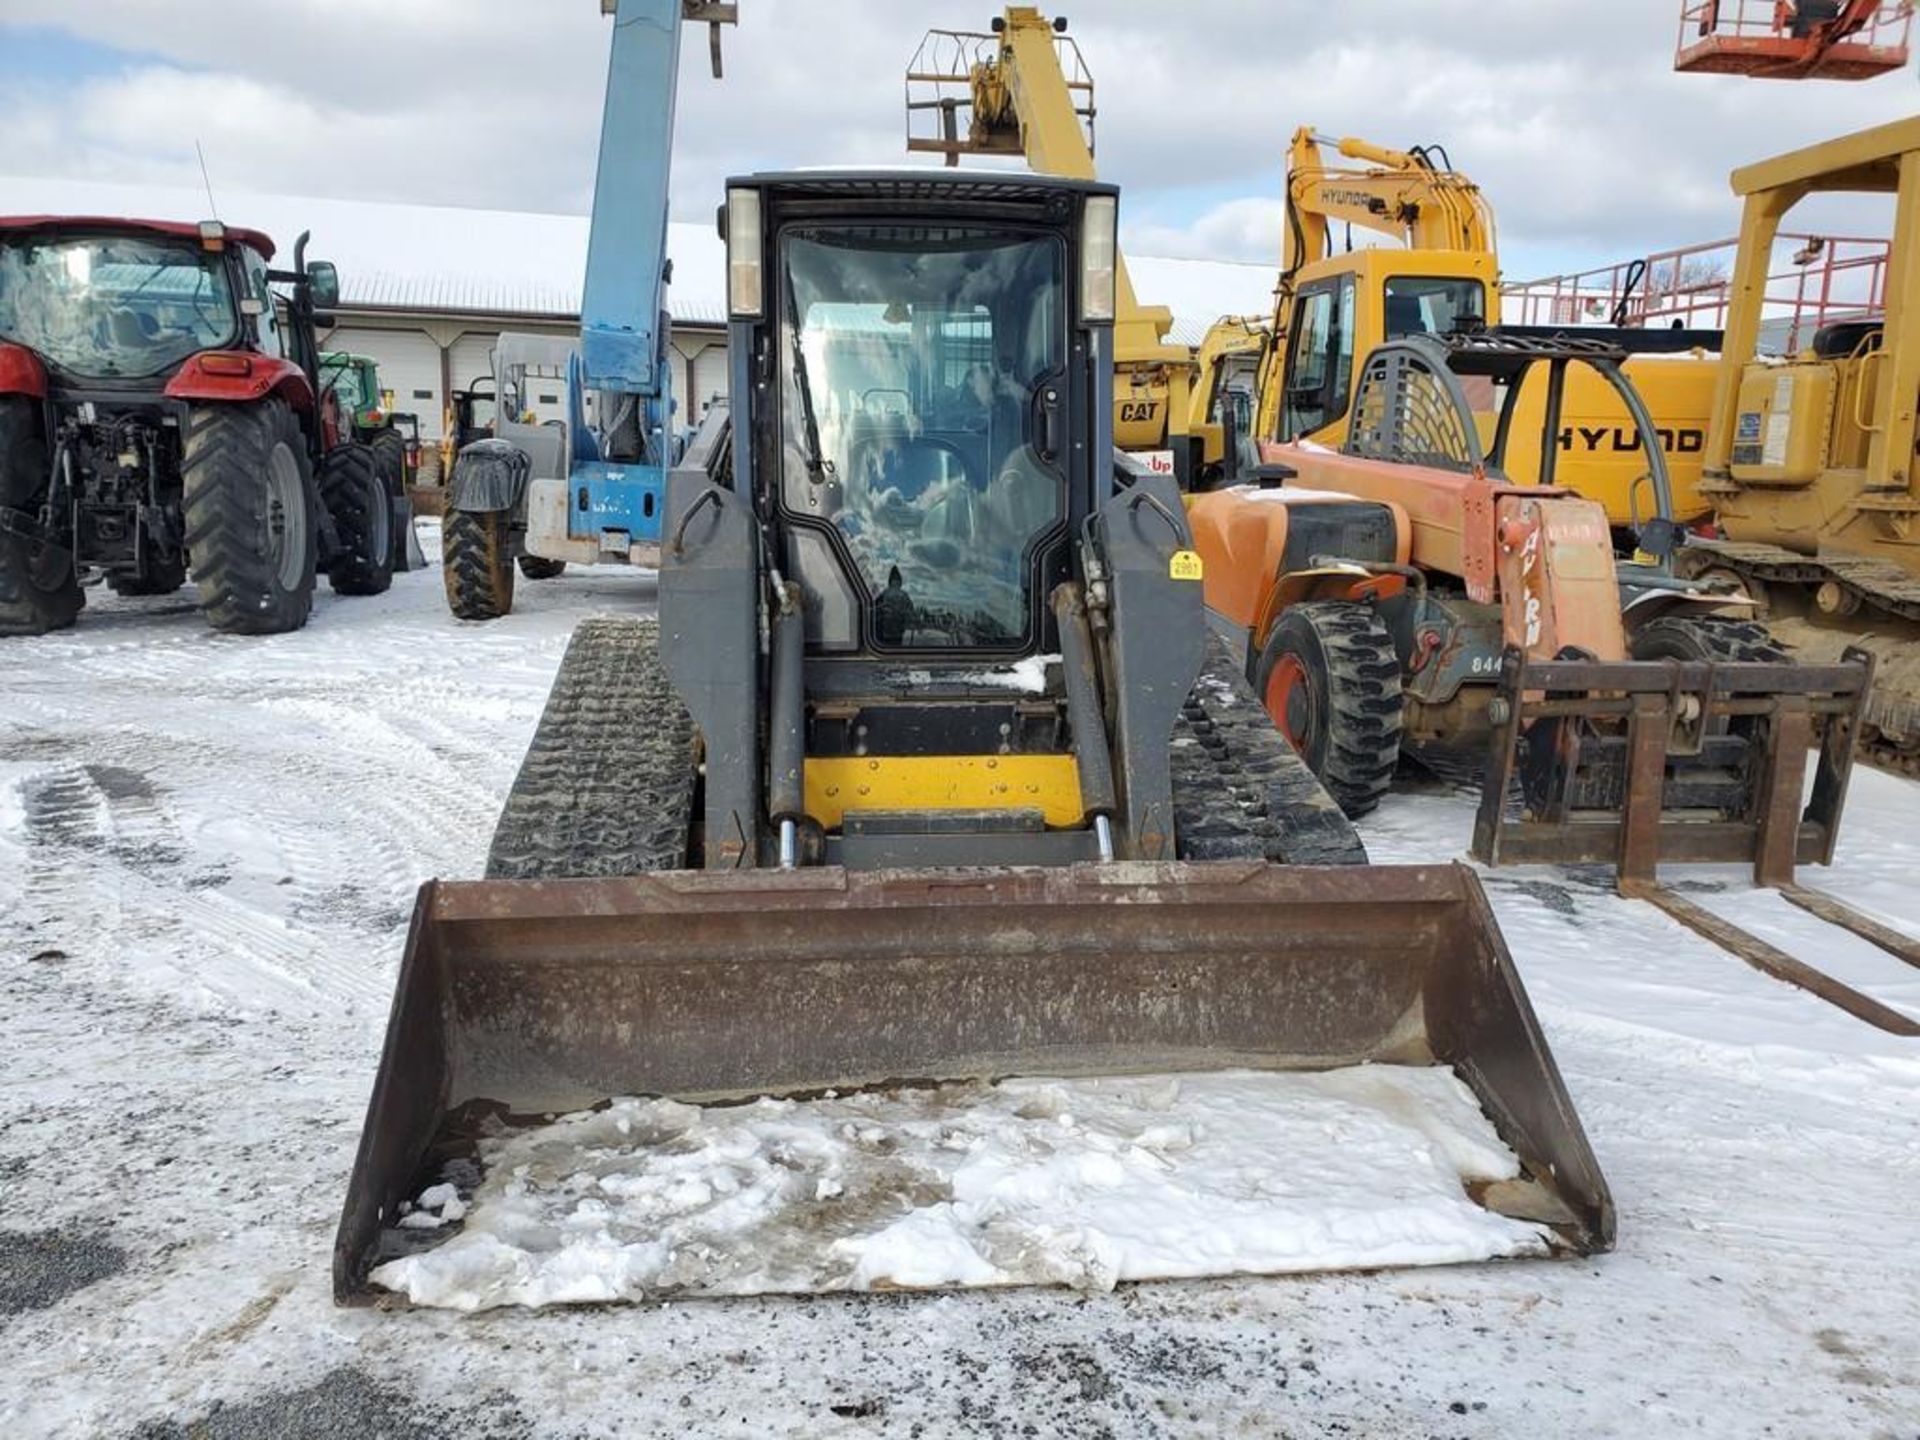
xmin=905 ymin=7 xmax=1201 ymax=482
xmin=1207 ymin=129 xmax=1717 ymax=527
xmin=1188 ymin=314 xmax=1270 ymax=481
xmin=1679 ymin=115 xmax=1920 ymax=773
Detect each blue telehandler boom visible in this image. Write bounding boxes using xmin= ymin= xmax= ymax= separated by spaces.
xmin=439 ymin=0 xmax=734 ymax=620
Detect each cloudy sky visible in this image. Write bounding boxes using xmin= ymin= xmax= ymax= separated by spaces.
xmin=2 ymin=0 xmax=1914 ymax=281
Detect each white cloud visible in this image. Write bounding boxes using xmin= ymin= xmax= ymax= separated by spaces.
xmin=3 ymin=0 xmax=1915 ymax=279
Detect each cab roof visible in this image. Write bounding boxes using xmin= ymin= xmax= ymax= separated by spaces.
xmin=0 ymin=215 xmax=276 ymax=260
xmin=730 ymin=169 xmax=1117 ymax=203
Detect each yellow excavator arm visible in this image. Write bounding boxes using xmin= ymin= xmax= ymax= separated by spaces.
xmin=1279 ymin=127 xmax=1497 ymax=310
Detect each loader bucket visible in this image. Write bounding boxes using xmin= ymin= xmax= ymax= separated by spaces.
xmin=333 ymin=861 xmax=1613 ymax=1304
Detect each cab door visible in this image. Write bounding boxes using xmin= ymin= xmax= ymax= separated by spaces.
xmin=1279 ymin=276 xmax=1357 ymax=442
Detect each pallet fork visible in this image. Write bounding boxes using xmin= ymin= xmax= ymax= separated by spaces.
xmin=1474 ymin=646 xmax=1919 ymax=1034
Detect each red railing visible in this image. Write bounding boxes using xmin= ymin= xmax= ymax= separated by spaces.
xmin=1675 ymin=1 xmax=1913 ymax=79
xmin=1502 ymin=233 xmax=1890 ymax=352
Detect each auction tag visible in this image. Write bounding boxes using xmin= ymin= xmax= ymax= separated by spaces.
xmin=1169 ymin=549 xmax=1205 ymax=582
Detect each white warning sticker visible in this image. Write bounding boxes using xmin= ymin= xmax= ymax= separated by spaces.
xmin=1764 ymin=373 xmax=1794 ymax=468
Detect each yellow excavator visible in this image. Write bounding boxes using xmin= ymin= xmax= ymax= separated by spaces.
xmin=1198 ymin=129 xmax=1721 ymax=528
xmin=905 ymin=7 xmax=1203 ymax=484
xmin=1677 ymin=115 xmax=1920 ymax=775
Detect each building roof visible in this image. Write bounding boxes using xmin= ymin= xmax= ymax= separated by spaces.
xmin=0 ymin=175 xmax=1277 ymax=340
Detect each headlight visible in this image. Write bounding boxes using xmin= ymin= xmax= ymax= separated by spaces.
xmin=727 ymin=188 xmax=764 ymax=319
xmin=1080 ymin=193 xmax=1117 ymax=324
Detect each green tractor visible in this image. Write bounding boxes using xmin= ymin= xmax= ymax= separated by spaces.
xmin=320 ymin=352 xmax=420 ymax=495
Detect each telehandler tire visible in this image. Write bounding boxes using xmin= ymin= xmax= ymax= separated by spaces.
xmin=442 ymin=508 xmax=516 ymax=620
xmin=321 ymin=444 xmax=395 ymax=597
xmin=1630 ymin=615 xmax=1792 ymax=743
xmin=518 ymin=555 xmax=566 ymax=581
xmin=0 ymin=397 xmax=83 ymax=637
xmin=1629 ymin=614 xmax=1790 ymax=667
xmin=1252 ymin=601 xmax=1402 ymax=819
xmin=182 ymin=399 xmax=317 ymax=635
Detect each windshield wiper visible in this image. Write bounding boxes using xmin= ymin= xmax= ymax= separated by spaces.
xmin=783 ymin=280 xmax=833 ymax=489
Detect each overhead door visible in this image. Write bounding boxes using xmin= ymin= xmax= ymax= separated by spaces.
xmin=690 ymin=340 xmax=729 ymax=418
xmin=448 ymin=331 xmax=500 ymax=406
xmin=327 ymin=327 xmax=444 ymax=439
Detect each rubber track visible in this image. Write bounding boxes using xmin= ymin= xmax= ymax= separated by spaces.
xmin=180 ymin=400 xmax=314 ymax=635
xmin=486 ymin=616 xmax=698 ymax=880
xmin=442 ymin=509 xmax=513 ymax=621
xmin=1180 ymin=634 xmax=1370 ymax=867
xmin=1299 ymin=602 xmax=1404 ymax=818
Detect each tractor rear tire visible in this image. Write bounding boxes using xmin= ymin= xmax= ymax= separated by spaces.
xmin=181 ymin=399 xmax=318 ymax=635
xmin=1251 ymin=601 xmax=1403 ymax=819
xmin=0 ymin=397 xmax=83 ymax=637
xmin=443 ymin=508 xmax=515 ymax=621
xmin=518 ymin=555 xmax=566 ymax=580
xmin=321 ymin=444 xmax=394 ymax=597
xmin=367 ymin=426 xmax=409 ymax=494
xmin=107 ymin=554 xmax=188 ymax=597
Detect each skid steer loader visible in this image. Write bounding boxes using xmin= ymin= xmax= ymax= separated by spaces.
xmin=1188 ymin=331 xmax=1916 ymax=1035
xmin=334 ymin=173 xmax=1616 ymax=1306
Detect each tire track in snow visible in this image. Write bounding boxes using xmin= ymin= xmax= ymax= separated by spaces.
xmin=6 ymin=751 xmax=392 ymax=1017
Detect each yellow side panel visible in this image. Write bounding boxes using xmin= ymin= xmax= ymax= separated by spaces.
xmin=1728 ymin=360 xmax=1837 ymax=486
xmin=1501 ymin=357 xmax=1719 ymax=525
xmin=805 ymin=755 xmax=1084 ymax=831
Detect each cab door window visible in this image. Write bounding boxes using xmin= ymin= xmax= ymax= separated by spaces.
xmin=244 ymin=250 xmax=285 ymax=358
xmin=1280 ymin=277 xmax=1356 ymax=441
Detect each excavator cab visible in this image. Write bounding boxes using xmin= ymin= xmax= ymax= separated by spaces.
xmin=335 ymin=175 xmax=1617 ymax=1308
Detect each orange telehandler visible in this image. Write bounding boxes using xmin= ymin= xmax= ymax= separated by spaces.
xmin=1188 ymin=329 xmax=1918 ymax=1035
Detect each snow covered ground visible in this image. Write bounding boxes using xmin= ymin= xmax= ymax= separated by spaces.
xmin=2 ymin=528 xmax=1917 ymax=1438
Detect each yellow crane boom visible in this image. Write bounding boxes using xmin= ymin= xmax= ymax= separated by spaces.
xmin=906 ymin=6 xmax=1198 ymax=479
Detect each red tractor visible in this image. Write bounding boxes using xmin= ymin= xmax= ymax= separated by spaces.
xmin=0 ymin=216 xmax=411 ymax=636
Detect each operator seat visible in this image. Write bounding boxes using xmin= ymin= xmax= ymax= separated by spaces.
xmin=1384 ymin=294 xmax=1427 ymax=339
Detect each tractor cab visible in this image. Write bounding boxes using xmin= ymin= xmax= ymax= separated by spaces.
xmin=320 ymin=352 xmax=385 ymax=428
xmin=0 ymin=219 xmax=278 ymax=384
